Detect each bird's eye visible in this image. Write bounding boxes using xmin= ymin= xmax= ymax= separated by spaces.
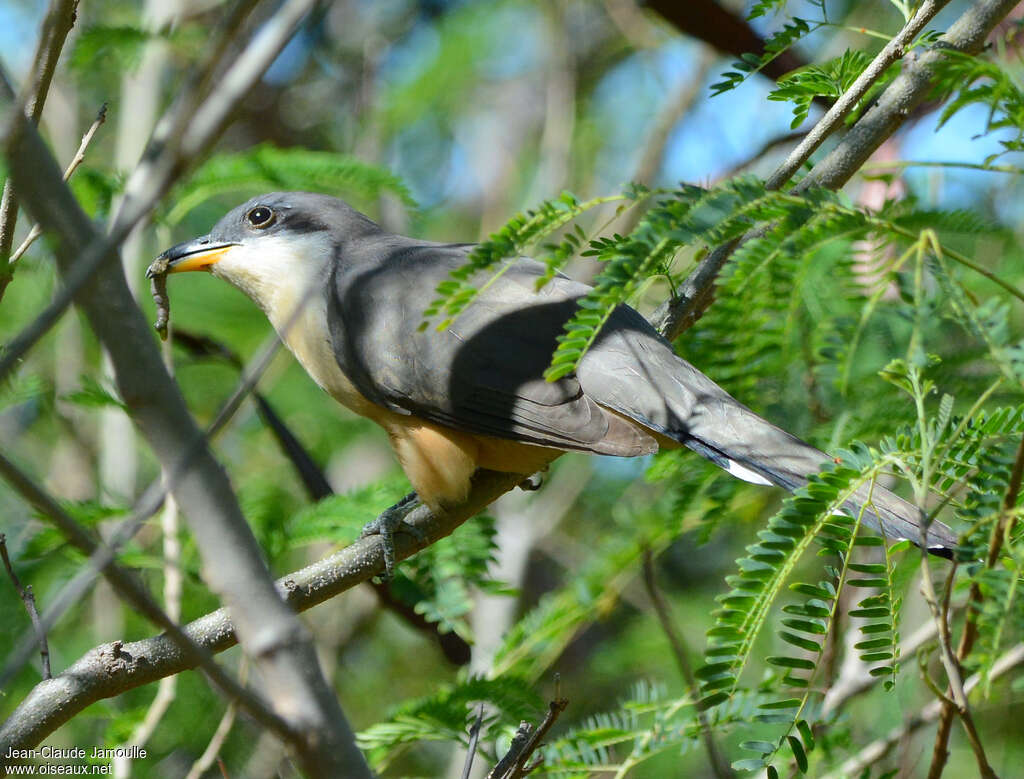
xmin=245 ymin=206 xmax=275 ymax=228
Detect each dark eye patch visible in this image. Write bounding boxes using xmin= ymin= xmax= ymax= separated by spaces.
xmin=246 ymin=206 xmax=275 ymax=228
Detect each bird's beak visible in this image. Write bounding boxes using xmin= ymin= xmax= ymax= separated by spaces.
xmin=147 ymin=236 xmax=239 ymax=277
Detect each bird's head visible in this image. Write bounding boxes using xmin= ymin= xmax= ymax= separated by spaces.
xmin=151 ymin=191 xmax=380 ymax=312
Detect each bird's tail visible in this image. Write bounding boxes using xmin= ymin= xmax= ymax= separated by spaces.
xmin=680 ymin=403 xmax=957 ymax=558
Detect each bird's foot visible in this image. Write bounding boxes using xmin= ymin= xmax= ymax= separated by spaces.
xmin=361 ymin=492 xmax=424 ymax=580
xmin=517 ymin=470 xmax=546 ymax=492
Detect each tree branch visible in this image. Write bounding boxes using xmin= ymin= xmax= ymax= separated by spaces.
xmin=823 ymin=643 xmax=1024 ymax=779
xmin=8 ymin=103 xmax=108 ymax=265
xmin=641 ymin=549 xmax=733 ymax=779
xmin=0 ymin=0 xmax=79 ymax=301
xmin=2 ymin=27 xmax=371 ymax=779
xmin=0 ymin=451 xmax=296 ymax=745
xmin=654 ymin=0 xmax=1020 ymax=341
xmin=765 ymin=0 xmax=953 ymax=191
xmin=0 ymin=470 xmax=522 ymax=752
xmin=0 ymin=535 xmax=50 ymax=680
xmin=927 ymin=432 xmax=1024 ymax=778
xmin=798 ymin=0 xmax=1023 ymax=192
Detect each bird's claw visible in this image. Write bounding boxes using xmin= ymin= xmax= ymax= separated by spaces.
xmin=360 ymin=493 xmax=423 ymax=580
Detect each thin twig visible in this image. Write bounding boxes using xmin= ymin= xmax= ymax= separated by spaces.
xmin=863 ymin=159 xmax=1024 ymax=175
xmin=9 ymin=103 xmax=108 ymax=264
xmin=918 ymin=533 xmax=995 ymax=777
xmin=823 ymin=643 xmax=1024 ymax=779
xmin=654 ymin=0 xmax=1019 ymax=341
xmin=184 ymin=659 xmax=247 ymax=779
xmin=0 ymin=451 xmax=297 ymax=745
xmin=0 ymin=0 xmax=79 ymax=301
xmin=462 ymin=704 xmax=486 ymax=779
xmin=713 ymin=130 xmax=808 ymax=182
xmin=641 ymin=549 xmax=734 ymax=779
xmin=0 ymin=534 xmax=50 ymax=679
xmin=918 ymin=557 xmax=967 ymax=708
xmin=765 ymin=0 xmax=953 ymax=191
xmin=508 ymin=697 xmax=569 ymax=779
xmin=927 ymin=433 xmax=1024 ymax=778
xmin=487 ymin=721 xmax=533 ymax=779
xmin=112 ymin=491 xmax=182 ymax=778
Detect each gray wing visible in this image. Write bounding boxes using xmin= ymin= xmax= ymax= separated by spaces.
xmin=327 ymin=234 xmax=958 ymax=554
xmin=328 ymin=237 xmax=657 ymax=455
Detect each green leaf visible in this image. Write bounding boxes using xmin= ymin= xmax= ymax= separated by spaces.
xmin=166 ymin=145 xmax=415 ymax=224
xmin=61 ymin=375 xmax=127 ymax=411
xmin=788 ymin=734 xmax=808 ymax=773
xmin=766 ymin=656 xmax=816 ymax=670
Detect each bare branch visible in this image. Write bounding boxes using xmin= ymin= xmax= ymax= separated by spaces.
xmin=765 ymin=0 xmax=953 ymax=191
xmin=487 ymin=721 xmax=533 ymax=779
xmin=0 ymin=451 xmax=296 ymax=744
xmin=654 ymin=0 xmax=1021 ymax=341
xmin=917 ymin=551 xmax=995 ymax=778
xmin=928 ymin=432 xmax=1024 ymax=778
xmin=3 ymin=101 xmax=371 ymax=778
xmin=506 ymin=695 xmax=569 ymax=779
xmin=0 ymin=0 xmax=79 ymax=297
xmin=799 ymin=0 xmax=1023 ymax=192
xmin=641 ymin=549 xmax=733 ymax=779
xmin=8 ymin=103 xmax=108 ymax=265
xmin=0 ymin=535 xmax=50 ymax=679
xmin=0 ymin=470 xmax=523 ymax=752
xmin=823 ymin=643 xmax=1024 ymax=779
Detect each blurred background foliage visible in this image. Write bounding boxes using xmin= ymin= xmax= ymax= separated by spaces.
xmin=1 ymin=0 xmax=1023 ymax=777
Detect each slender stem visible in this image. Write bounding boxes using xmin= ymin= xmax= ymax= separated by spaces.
xmin=461 ymin=704 xmax=485 ymax=779
xmin=864 ymin=159 xmax=1024 ymax=175
xmin=927 ymin=433 xmax=1024 ymax=778
xmin=767 ymin=0 xmax=953 ymax=191
xmin=0 ymin=0 xmax=79 ymax=301
xmin=825 ymin=643 xmax=1024 ymax=779
xmin=0 ymin=451 xmax=297 ymax=742
xmin=8 ymin=103 xmax=108 ymax=265
xmin=641 ymin=549 xmax=734 ymax=779
xmin=508 ymin=697 xmax=569 ymax=779
xmin=0 ymin=534 xmax=51 ymax=679
xmin=184 ymin=660 xmax=247 ymax=779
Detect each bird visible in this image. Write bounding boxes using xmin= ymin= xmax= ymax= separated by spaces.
xmin=151 ymin=191 xmax=957 ymax=572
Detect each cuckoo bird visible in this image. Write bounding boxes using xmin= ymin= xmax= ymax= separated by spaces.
xmin=151 ymin=192 xmax=957 ymax=571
